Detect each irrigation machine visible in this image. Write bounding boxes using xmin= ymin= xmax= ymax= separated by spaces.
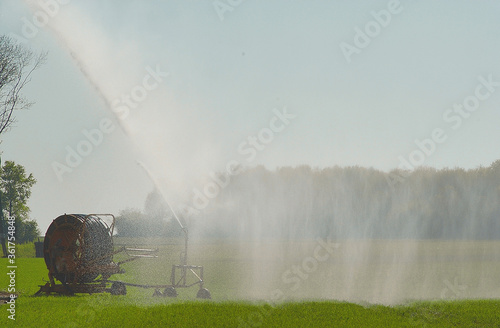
xmin=35 ymin=213 xmax=211 ymax=299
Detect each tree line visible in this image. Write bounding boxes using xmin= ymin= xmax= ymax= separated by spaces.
xmin=116 ymin=160 xmax=500 ymax=240
xmin=187 ymin=160 xmax=500 ymax=240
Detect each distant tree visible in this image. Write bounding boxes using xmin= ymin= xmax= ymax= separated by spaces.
xmin=144 ymin=189 xmax=182 ymax=237
xmin=490 ymin=159 xmax=500 ymax=172
xmin=0 ymin=160 xmax=40 ymax=244
xmin=0 ymin=35 xmax=46 ymax=136
xmin=115 ymin=190 xmax=182 ymax=238
xmin=144 ymin=189 xmax=170 ymax=221
xmin=16 ymin=218 xmax=39 ymax=244
xmin=1 ymin=160 xmax=36 ymax=219
xmin=115 ymin=208 xmax=145 ymax=237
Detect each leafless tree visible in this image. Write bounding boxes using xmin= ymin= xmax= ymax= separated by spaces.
xmin=0 ymin=35 xmax=46 ymax=136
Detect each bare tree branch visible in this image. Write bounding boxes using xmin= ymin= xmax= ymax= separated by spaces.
xmin=0 ymin=35 xmax=46 ymax=136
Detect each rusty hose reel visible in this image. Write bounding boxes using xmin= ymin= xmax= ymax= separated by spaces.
xmin=38 ymin=213 xmax=209 ymax=298
xmin=43 ymin=214 xmax=116 ymax=284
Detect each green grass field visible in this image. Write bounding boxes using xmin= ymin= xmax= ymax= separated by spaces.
xmin=1 ymin=239 xmax=500 ymax=327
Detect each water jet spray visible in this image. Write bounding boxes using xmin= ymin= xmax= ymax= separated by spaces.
xmin=24 ymin=1 xmax=210 ymax=299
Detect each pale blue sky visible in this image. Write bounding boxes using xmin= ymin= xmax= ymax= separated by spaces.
xmin=0 ymin=0 xmax=499 ymax=231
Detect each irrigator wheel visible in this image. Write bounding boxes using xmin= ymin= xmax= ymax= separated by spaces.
xmin=110 ymin=282 xmax=127 ymax=295
xmin=163 ymin=287 xmax=178 ymax=297
xmin=196 ymin=288 xmax=211 ymax=299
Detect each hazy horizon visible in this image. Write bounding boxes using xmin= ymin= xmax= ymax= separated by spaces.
xmin=0 ymin=0 xmax=499 ymax=232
